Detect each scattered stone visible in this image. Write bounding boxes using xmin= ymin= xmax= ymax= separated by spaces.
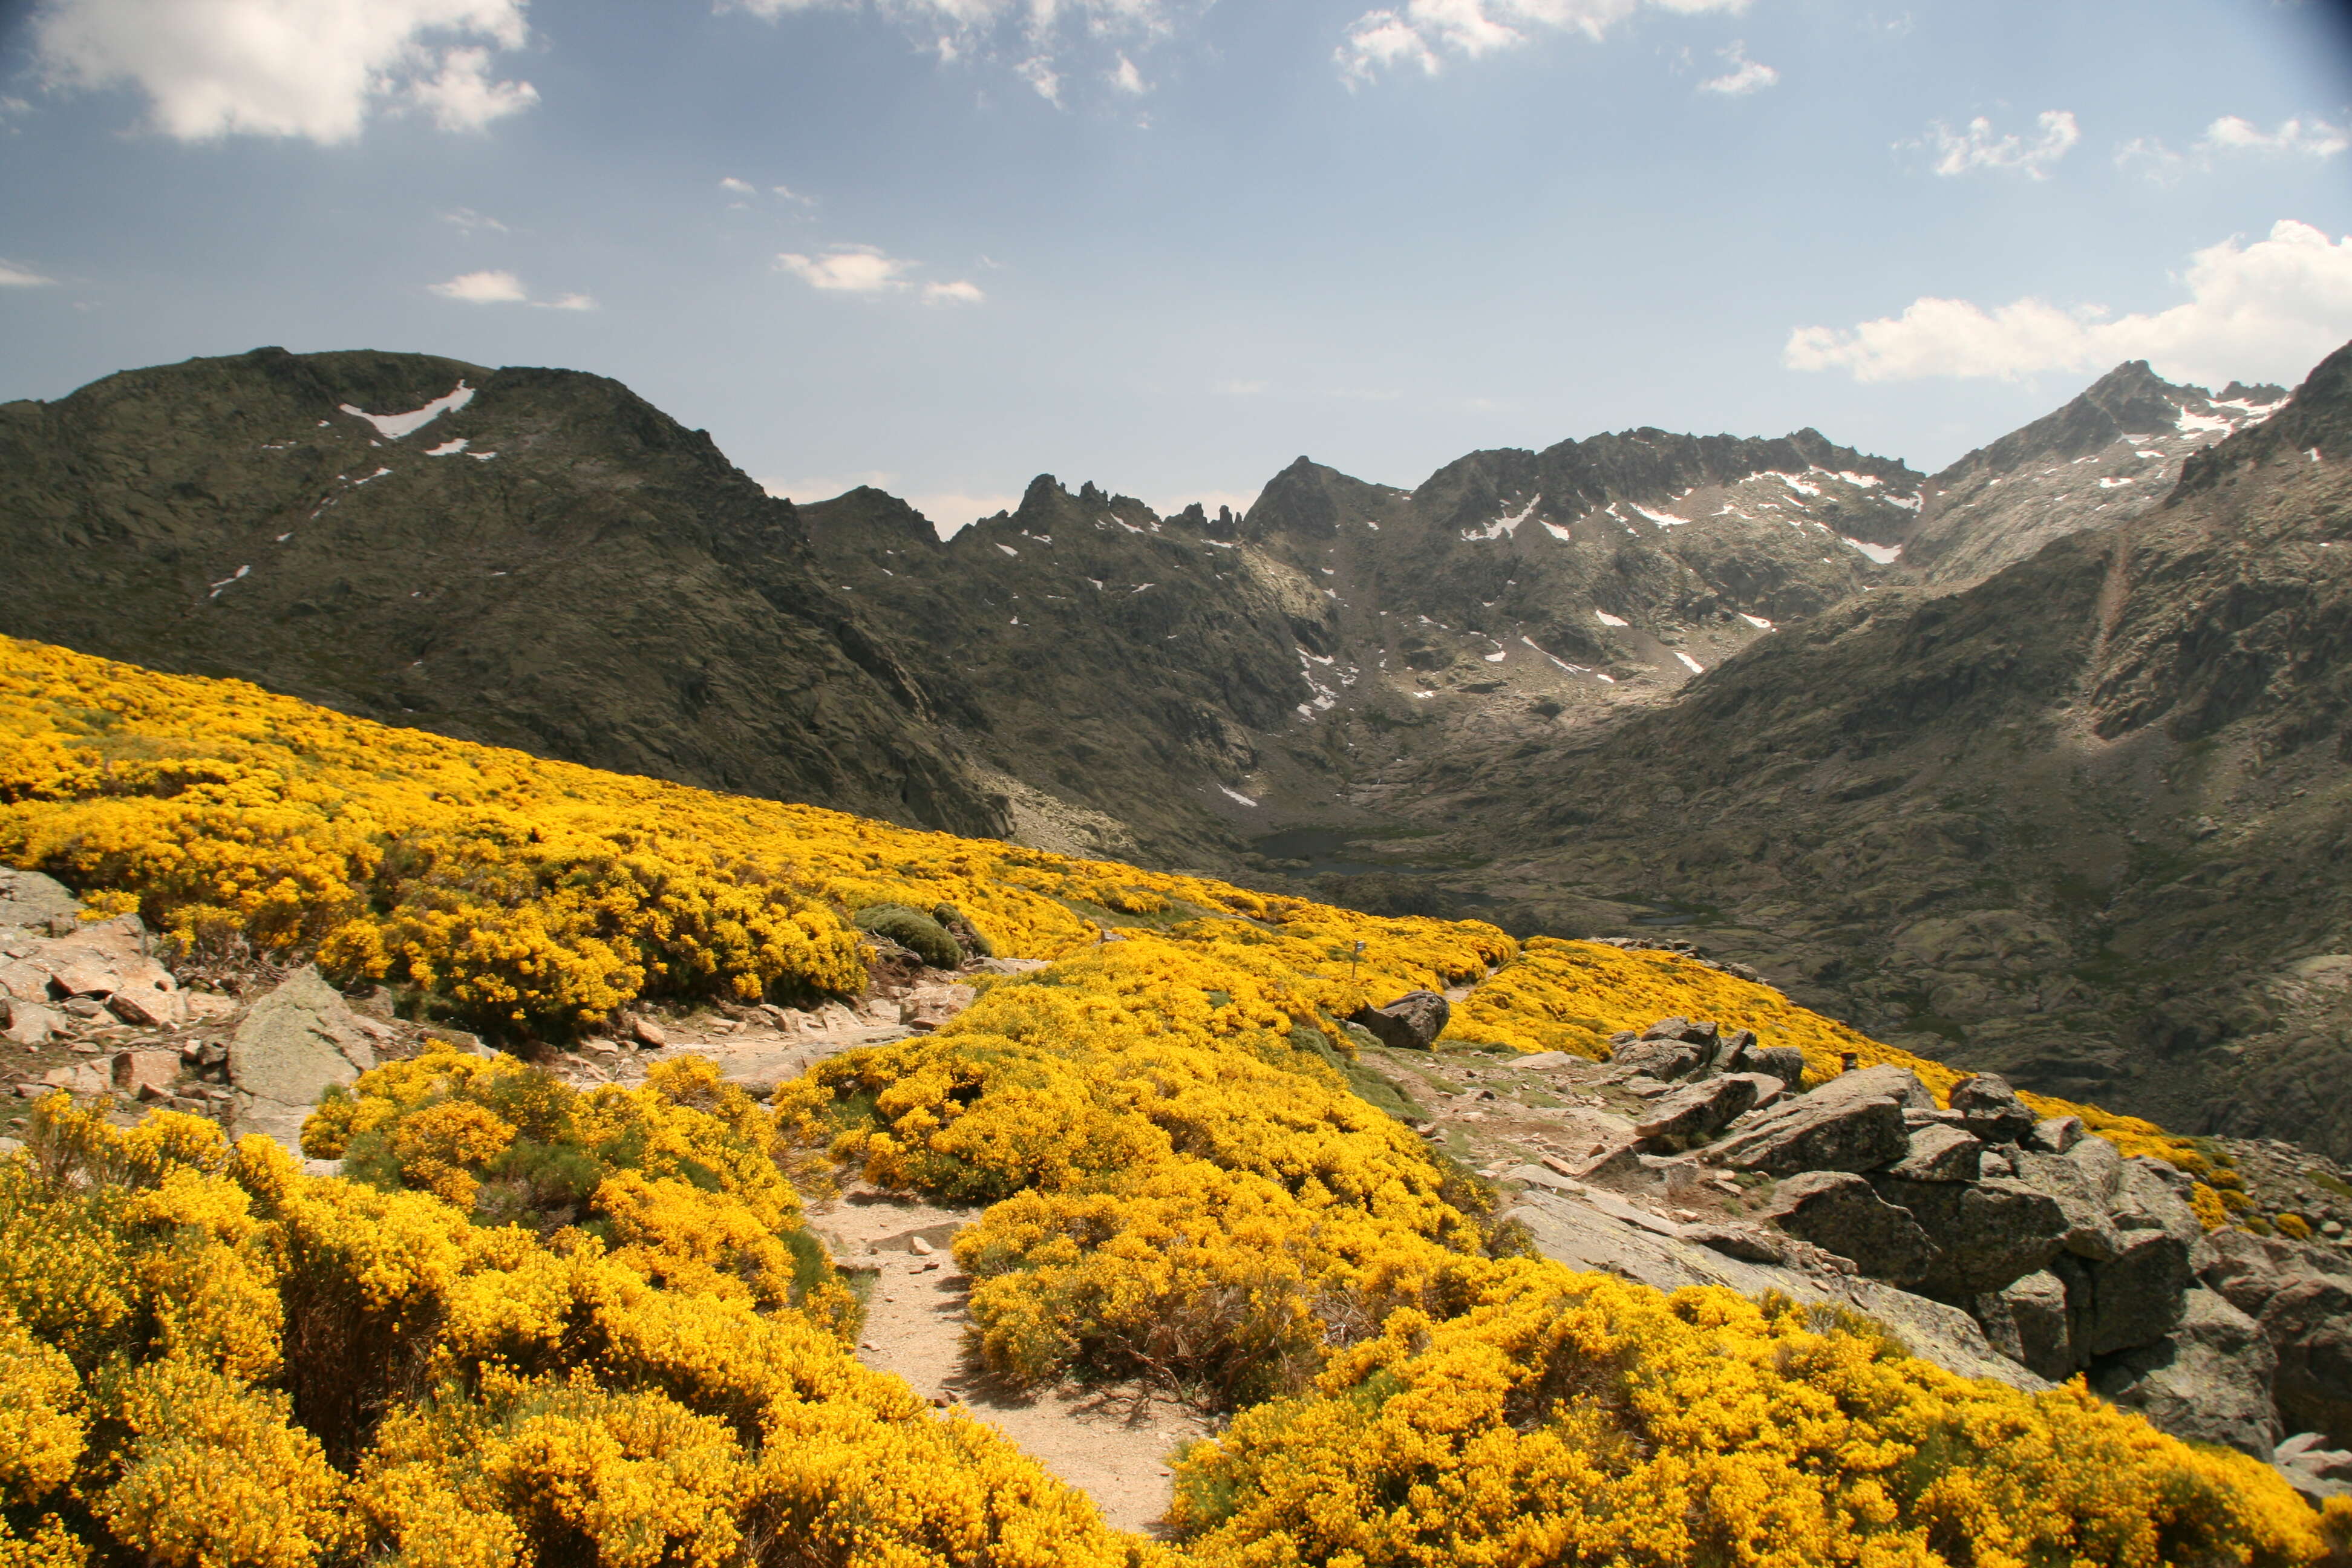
xmin=1514 ymin=1051 xmax=1579 ymax=1070
xmin=630 ymin=1016 xmax=669 ymax=1050
xmin=2028 ymin=1116 xmax=2086 ymax=1154
xmin=1609 ymin=1038 xmax=1705 ymax=1082
xmin=901 ymin=983 xmax=976 ymax=1033
xmin=1765 ymin=1171 xmax=1941 ymax=1285
xmin=106 ymin=987 xmax=181 ymax=1028
xmin=1634 ymin=1074 xmax=1760 ymax=1151
xmin=909 ymin=1235 xmax=936 ymax=1256
xmin=1639 ymin=1017 xmax=1716 ymax=1045
xmin=2 ymin=1002 xmax=58 ymax=1047
xmin=1949 ymin=1073 xmax=2039 ymax=1144
xmin=1350 ymin=990 xmax=1449 ymax=1051
xmin=110 ymin=1050 xmax=180 ymax=1099
xmin=1886 ymin=1123 xmax=1983 ymax=1183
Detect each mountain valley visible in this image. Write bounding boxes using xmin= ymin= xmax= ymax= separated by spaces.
xmin=1 ymin=343 xmax=2340 ymax=1153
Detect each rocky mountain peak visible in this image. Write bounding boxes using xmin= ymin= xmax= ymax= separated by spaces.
xmin=1895 ymin=359 xmax=2291 ymax=587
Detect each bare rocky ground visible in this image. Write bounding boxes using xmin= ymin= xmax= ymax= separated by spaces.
xmin=808 ymin=1187 xmax=1214 ymax=1537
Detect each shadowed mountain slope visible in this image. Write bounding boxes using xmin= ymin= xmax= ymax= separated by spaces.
xmin=0 ymin=347 xmax=1006 ymax=837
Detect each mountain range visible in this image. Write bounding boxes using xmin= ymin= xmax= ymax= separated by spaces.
xmin=6 ymin=341 xmax=2347 ymax=1153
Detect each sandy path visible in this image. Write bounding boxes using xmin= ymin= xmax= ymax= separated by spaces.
xmin=810 ymin=1188 xmax=1214 ymax=1537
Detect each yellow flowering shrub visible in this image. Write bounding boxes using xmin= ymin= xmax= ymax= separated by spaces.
xmin=1169 ymin=1265 xmax=2325 ymax=1567
xmin=0 ymin=635 xmax=2325 ymax=1563
xmin=0 ymin=1096 xmax=1159 ymax=1568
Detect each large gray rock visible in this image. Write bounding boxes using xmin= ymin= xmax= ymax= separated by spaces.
xmin=1351 ymin=990 xmax=1449 ymax=1051
xmin=1975 ymin=1269 xmax=2074 ymax=1380
xmin=1949 ymin=1072 xmax=2039 ymax=1144
xmin=227 ymin=967 xmax=380 ymax=1150
xmin=2201 ymin=1229 xmax=2352 ymax=1442
xmin=1500 ymin=1184 xmax=2045 ymax=1391
xmin=1609 ymin=1037 xmax=1706 ymax=1082
xmin=1748 ymin=1045 xmax=1808 ymax=1087
xmin=1887 ymin=1123 xmax=1984 ymax=1183
xmin=2091 ymin=1287 xmax=2282 ymax=1459
xmin=1635 ymin=1073 xmax=1760 ymax=1151
xmin=0 ymin=869 xmax=82 ymax=935
xmin=1870 ymin=1176 xmax=2071 ymax=1298
xmin=1765 ymin=1171 xmax=1940 ymax=1285
xmin=2056 ymin=1159 xmax=2203 ymax=1359
xmin=2006 ymin=1147 xmax=2127 ymax=1264
xmin=1705 ymin=1065 xmax=1923 ymax=1175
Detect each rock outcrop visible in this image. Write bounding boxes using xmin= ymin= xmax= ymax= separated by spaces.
xmin=226 ymin=967 xmax=387 ymax=1148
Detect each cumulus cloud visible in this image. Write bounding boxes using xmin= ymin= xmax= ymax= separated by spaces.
xmin=1336 ymin=0 xmax=1748 ymax=84
xmin=1785 ymin=219 xmax=2352 ymax=388
xmin=777 ymin=246 xmax=915 ymax=293
xmin=1918 ymin=109 xmax=2079 ymax=179
xmin=776 ymin=244 xmax=983 ymax=303
xmin=2203 ymin=115 xmax=2350 ymax=159
xmin=1697 ymin=39 xmax=1774 ymax=96
xmin=30 ymin=0 xmax=538 ymax=143
xmin=1109 ymin=53 xmax=1147 ymax=93
xmin=720 ymin=175 xmax=757 ymax=194
xmin=0 ymin=261 xmax=57 ymax=287
xmin=429 ymin=269 xmax=594 ymax=309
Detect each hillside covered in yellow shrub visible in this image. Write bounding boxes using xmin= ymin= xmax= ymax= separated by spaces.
xmin=0 ymin=633 xmax=2328 ymax=1566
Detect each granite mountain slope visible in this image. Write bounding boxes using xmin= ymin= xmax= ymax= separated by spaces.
xmin=0 ymin=347 xmax=1005 ymax=837
xmin=1410 ymin=343 xmax=2352 ymax=1152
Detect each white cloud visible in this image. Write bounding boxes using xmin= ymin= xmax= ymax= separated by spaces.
xmin=406 ymin=43 xmax=537 ymax=131
xmin=1336 ymin=0 xmax=1747 ymax=84
xmin=1785 ymin=218 xmax=2352 ymax=388
xmin=431 ymin=269 xmax=528 ymax=303
xmin=2120 ymin=116 xmax=2349 ymax=185
xmin=1919 ymin=109 xmax=2079 ymax=179
xmin=0 ymin=261 xmax=57 ymax=287
xmin=441 ymin=206 xmax=509 ymax=234
xmin=773 ymin=183 xmax=817 ymax=206
xmin=720 ymin=175 xmax=757 ymax=194
xmin=2201 ymin=115 xmax=2350 ymax=160
xmin=429 ymin=269 xmax=594 ymax=309
xmin=776 ymin=245 xmax=982 ymax=304
xmin=1697 ymin=39 xmax=1774 ymax=96
xmin=30 ymin=0 xmax=538 ymax=143
xmin=1015 ymin=55 xmax=1061 ymax=102
xmin=723 ymin=0 xmax=1193 ymax=105
xmin=777 ymin=245 xmax=915 ymax=293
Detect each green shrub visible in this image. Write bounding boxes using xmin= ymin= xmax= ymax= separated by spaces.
xmin=855 ymin=903 xmax=963 ymax=968
xmin=933 ymin=903 xmax=995 ymax=958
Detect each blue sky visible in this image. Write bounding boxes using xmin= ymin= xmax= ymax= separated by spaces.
xmin=3 ymin=0 xmax=2350 ymax=531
